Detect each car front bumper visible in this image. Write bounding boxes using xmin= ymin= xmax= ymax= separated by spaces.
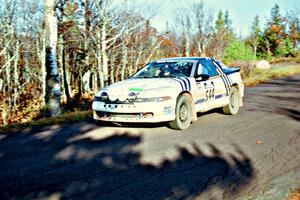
xmin=92 ymin=101 xmax=176 ymax=123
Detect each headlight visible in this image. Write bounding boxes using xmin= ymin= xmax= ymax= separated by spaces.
xmin=100 ymin=92 xmax=109 ymax=101
xmin=135 ymin=96 xmax=172 ymax=103
xmin=128 ymin=92 xmax=137 ymax=103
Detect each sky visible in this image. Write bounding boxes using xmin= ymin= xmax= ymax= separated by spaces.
xmin=145 ymin=0 xmax=300 ymax=37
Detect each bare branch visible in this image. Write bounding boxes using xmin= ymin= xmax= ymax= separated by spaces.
xmin=144 ymin=39 xmax=164 ymax=64
xmin=0 ymin=41 xmax=11 ymax=57
xmin=0 ymin=54 xmax=17 ymax=74
xmin=106 ymin=21 xmax=142 ymax=44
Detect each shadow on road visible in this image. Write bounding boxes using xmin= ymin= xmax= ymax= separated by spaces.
xmin=245 ymin=75 xmax=300 ymax=122
xmin=280 ymin=108 xmax=300 ymax=121
xmin=97 ymin=120 xmax=169 ymax=129
xmin=266 ymin=76 xmax=300 ymax=88
xmin=0 ymin=124 xmax=255 ymax=200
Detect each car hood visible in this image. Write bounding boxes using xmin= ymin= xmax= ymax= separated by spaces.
xmin=97 ymin=78 xmax=180 ymax=99
xmin=106 ymin=78 xmax=175 ymax=93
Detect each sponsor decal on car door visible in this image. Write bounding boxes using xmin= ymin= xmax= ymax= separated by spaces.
xmin=194 ymin=79 xmax=215 ymax=111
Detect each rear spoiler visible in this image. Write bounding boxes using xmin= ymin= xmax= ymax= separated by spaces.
xmin=222 ymin=67 xmax=240 ymax=75
xmin=211 ymin=58 xmax=240 ymax=75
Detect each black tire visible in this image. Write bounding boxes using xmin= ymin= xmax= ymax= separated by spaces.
xmin=223 ymin=86 xmax=240 ymax=115
xmin=169 ymin=95 xmax=192 ymax=130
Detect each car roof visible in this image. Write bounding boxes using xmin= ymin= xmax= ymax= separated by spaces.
xmin=154 ymin=57 xmax=211 ymax=62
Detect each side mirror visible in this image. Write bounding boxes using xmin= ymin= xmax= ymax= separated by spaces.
xmin=195 ymin=74 xmax=209 ymax=81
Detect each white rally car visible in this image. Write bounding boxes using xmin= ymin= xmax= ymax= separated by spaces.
xmin=92 ymin=57 xmax=244 ymax=130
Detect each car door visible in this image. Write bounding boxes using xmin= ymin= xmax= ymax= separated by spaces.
xmin=194 ymin=59 xmax=227 ymax=112
xmin=193 ymin=62 xmax=213 ymax=112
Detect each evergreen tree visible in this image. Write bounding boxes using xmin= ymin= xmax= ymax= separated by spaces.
xmin=286 ymin=11 xmax=300 ymax=51
xmin=212 ymin=9 xmax=234 ymax=59
xmin=215 ymin=10 xmax=225 ymax=33
xmin=248 ymin=15 xmax=261 ymax=59
xmin=224 ymin=10 xmax=232 ymax=31
xmin=269 ymin=4 xmax=282 ymax=26
xmin=264 ymin=3 xmax=289 ymax=57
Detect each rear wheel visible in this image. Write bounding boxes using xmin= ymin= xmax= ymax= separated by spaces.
xmin=169 ymin=95 xmax=192 ymax=130
xmin=223 ymin=86 xmax=240 ymax=115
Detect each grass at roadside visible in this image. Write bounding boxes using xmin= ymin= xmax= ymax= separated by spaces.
xmin=0 ymin=110 xmax=92 ymax=134
xmin=243 ymin=64 xmax=300 ymax=86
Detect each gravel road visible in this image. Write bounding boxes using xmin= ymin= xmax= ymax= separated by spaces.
xmin=0 ymin=75 xmax=299 ymax=200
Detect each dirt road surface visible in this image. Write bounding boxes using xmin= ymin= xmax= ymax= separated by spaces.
xmin=1 ymin=75 xmax=300 ymax=200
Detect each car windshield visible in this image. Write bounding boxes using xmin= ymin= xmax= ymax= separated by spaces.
xmin=133 ymin=61 xmax=194 ymax=78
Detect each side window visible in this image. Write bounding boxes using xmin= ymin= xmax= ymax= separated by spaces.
xmin=200 ymin=59 xmax=219 ymax=77
xmin=196 ymin=63 xmax=208 ymax=76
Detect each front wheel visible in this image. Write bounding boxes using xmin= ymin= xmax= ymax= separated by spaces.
xmin=223 ymin=86 xmax=240 ymax=115
xmin=169 ymin=95 xmax=192 ymax=130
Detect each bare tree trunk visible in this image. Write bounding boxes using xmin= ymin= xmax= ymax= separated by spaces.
xmin=63 ymin=54 xmax=71 ymax=100
xmin=89 ymin=69 xmax=97 ymax=91
xmin=115 ymin=58 xmax=121 ymax=83
xmin=2 ymin=85 xmax=7 ymax=126
xmin=37 ymin=30 xmax=46 ymax=105
xmin=58 ymin=36 xmax=64 ymax=99
xmin=93 ymin=69 xmax=98 ymax=91
xmin=0 ymin=78 xmax=3 ymax=92
xmin=96 ymin=28 xmax=104 ymax=88
xmin=83 ymin=70 xmax=91 ymax=92
xmin=128 ymin=45 xmax=134 ymax=76
xmin=197 ymin=42 xmax=203 ymax=56
xmin=58 ymin=36 xmax=71 ymax=104
xmin=144 ymin=40 xmax=164 ymax=64
xmin=24 ymin=36 xmax=30 ymax=83
xmin=101 ymin=19 xmax=109 ymax=86
xmin=121 ymin=42 xmax=128 ymax=81
xmin=44 ymin=0 xmax=61 ymax=116
xmin=78 ymin=67 xmax=83 ymax=96
xmin=84 ymin=0 xmax=91 ymax=78
xmin=110 ymin=51 xmax=115 ymax=83
xmin=134 ymin=49 xmax=143 ymax=73
xmin=13 ymin=39 xmax=20 ymax=111
xmin=4 ymin=50 xmax=12 ymax=121
xmin=184 ymin=32 xmax=190 ymax=57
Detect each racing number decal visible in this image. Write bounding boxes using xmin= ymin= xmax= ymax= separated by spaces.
xmin=204 ymin=82 xmax=215 ymax=102
xmin=205 ymin=88 xmax=215 ymax=101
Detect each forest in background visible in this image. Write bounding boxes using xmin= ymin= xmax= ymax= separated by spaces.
xmin=0 ymin=0 xmax=300 ymax=126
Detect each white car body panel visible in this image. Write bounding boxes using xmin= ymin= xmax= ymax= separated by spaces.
xmin=92 ymin=57 xmax=244 ymax=123
xmin=92 ymin=78 xmax=182 ymax=122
